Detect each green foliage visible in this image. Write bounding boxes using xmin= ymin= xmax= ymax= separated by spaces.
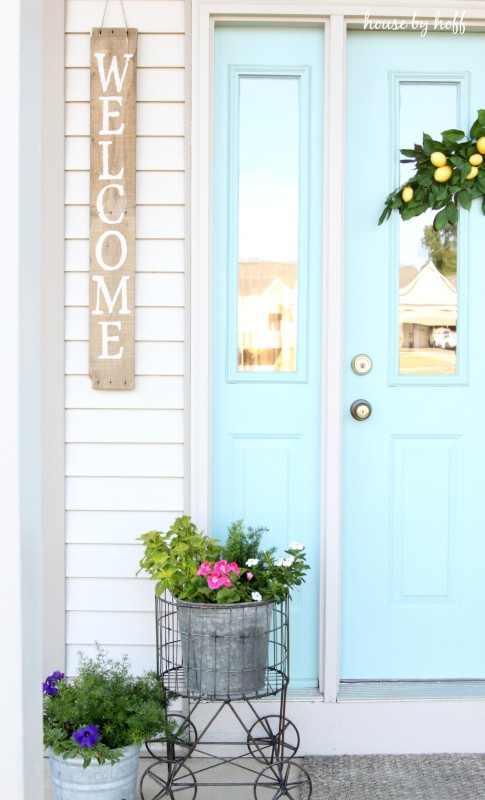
xmin=138 ymin=515 xmax=220 ymax=600
xmin=43 ymin=646 xmax=174 ymax=767
xmin=420 ymin=223 xmax=457 ymax=275
xmin=221 ymin=520 xmax=276 ymax=565
xmin=138 ymin=516 xmax=310 ymax=604
xmin=379 ymin=110 xmax=485 ymax=230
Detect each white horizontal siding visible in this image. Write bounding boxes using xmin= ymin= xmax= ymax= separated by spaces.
xmin=64 ymin=0 xmax=187 ymax=672
xmin=66 ymin=171 xmax=185 ymax=205
xmin=66 ymin=476 xmax=184 ymax=511
xmin=66 ymin=307 xmax=184 ymax=341
xmin=66 ymin=644 xmax=156 ymax=676
xmin=66 ymin=443 xmax=184 ymax=476
xmin=66 ymin=410 xmax=184 ymax=443
xmin=65 ymin=136 xmax=184 ymax=171
xmin=67 ymin=544 xmax=145 ymax=577
xmin=66 ymin=510 xmax=180 ymax=543
xmin=66 ymin=272 xmax=184 ymax=307
xmin=65 ymin=342 xmax=184 ymax=376
xmin=65 ymin=376 xmax=184 ymax=409
xmin=65 ymin=204 xmax=184 ymax=238
xmin=66 ymin=101 xmax=185 ymax=136
xmin=65 ymin=239 xmax=185 ymax=272
xmin=65 ymin=33 xmax=185 ymax=68
xmin=66 ymin=67 xmax=184 ymax=102
xmin=67 ymin=611 xmax=155 ymax=644
xmin=66 ymin=2 xmax=185 ymax=34
xmin=67 ymin=577 xmax=155 ymax=611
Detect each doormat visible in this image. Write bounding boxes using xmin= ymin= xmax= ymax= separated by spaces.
xmin=303 ymin=754 xmax=485 ymax=800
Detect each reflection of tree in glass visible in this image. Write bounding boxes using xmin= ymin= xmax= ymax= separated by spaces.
xmin=421 ymin=223 xmax=457 ymax=275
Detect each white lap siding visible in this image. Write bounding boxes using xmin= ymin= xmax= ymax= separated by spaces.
xmin=65 ymin=0 xmax=187 ymax=675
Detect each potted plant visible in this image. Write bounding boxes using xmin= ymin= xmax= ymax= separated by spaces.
xmin=138 ymin=517 xmax=309 ymax=697
xmin=43 ymin=646 xmax=174 ymax=800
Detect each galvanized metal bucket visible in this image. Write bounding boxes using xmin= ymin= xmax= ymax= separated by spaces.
xmin=48 ymin=743 xmax=140 ymax=800
xmin=176 ymin=599 xmax=274 ymax=698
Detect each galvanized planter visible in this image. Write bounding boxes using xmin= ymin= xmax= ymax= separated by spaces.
xmin=176 ymin=599 xmax=275 ymax=699
xmin=48 ymin=743 xmax=140 ymax=800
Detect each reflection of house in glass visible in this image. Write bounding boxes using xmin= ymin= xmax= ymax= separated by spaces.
xmin=237 ymin=261 xmax=297 ymax=372
xmin=399 ymin=261 xmax=457 ymax=375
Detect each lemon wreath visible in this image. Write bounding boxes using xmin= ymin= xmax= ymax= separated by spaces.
xmin=379 ymin=109 xmax=485 ymax=230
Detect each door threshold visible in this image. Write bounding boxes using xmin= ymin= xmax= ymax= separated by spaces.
xmin=338 ymin=680 xmax=485 ymax=701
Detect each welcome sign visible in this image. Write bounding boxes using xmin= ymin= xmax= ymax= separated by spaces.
xmin=89 ymin=28 xmax=137 ymax=390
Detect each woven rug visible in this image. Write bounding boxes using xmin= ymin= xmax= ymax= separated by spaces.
xmin=303 ymin=754 xmax=485 ymax=800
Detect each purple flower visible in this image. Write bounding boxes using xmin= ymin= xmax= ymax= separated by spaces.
xmin=42 ymin=671 xmax=65 ymax=695
xmin=72 ymin=725 xmax=100 ymax=748
xmin=42 ymin=681 xmax=59 ymax=696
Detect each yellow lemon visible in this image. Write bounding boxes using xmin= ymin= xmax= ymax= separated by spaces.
xmin=401 ymin=185 xmax=414 ymax=203
xmin=430 ymin=151 xmax=447 ymax=167
xmin=434 ymin=165 xmax=453 ymax=183
xmin=476 ymin=136 xmax=485 ymax=154
xmin=469 ymin=153 xmax=484 ymax=166
xmin=466 ymin=165 xmax=478 ymax=180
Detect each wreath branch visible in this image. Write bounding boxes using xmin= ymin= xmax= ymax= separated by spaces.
xmin=379 ymin=109 xmax=485 ymax=230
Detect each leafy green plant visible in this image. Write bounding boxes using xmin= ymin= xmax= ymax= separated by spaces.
xmin=379 ymin=109 xmax=485 ymax=230
xmin=138 ymin=516 xmax=309 ymax=604
xmin=43 ymin=646 xmax=174 ymax=767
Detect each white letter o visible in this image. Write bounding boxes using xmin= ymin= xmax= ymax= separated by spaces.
xmin=95 ymin=230 xmax=127 ymax=271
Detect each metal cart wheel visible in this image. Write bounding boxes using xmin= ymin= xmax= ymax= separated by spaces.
xmin=253 ymin=759 xmax=312 ymax=800
xmin=140 ymin=760 xmax=197 ymax=800
xmin=145 ymin=713 xmax=198 ymax=761
xmin=247 ymin=715 xmax=300 ymax=763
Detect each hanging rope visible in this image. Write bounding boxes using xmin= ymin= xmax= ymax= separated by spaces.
xmin=99 ymin=0 xmax=128 ymax=31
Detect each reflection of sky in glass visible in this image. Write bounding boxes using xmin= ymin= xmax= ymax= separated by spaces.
xmin=399 ymin=83 xmax=458 ymax=268
xmin=238 ymin=77 xmax=299 ymax=262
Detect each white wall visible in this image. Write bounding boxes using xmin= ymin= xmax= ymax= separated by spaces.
xmin=64 ymin=0 xmax=187 ymax=674
xmin=0 ymin=0 xmax=43 ymax=793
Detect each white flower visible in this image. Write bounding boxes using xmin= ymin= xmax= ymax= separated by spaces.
xmin=282 ymin=557 xmax=295 ymax=567
xmin=246 ymin=558 xmax=259 ymax=567
xmin=274 ymin=558 xmax=284 ymax=567
xmin=251 ymin=591 xmax=262 ymax=602
xmin=288 ymin=540 xmax=304 ymax=551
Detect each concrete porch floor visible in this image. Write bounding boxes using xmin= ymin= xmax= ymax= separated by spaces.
xmin=44 ymin=755 xmax=306 ymax=799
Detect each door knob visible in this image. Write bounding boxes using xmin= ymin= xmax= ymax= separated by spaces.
xmin=350 ymin=399 xmax=372 ymax=420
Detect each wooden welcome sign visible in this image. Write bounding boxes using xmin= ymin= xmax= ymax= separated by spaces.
xmin=89 ymin=28 xmax=137 ymax=390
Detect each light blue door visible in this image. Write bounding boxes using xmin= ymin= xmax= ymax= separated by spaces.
xmin=342 ymin=31 xmax=485 ymax=679
xmin=212 ymin=27 xmax=324 ymax=687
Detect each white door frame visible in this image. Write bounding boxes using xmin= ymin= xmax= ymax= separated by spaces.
xmin=189 ymin=0 xmax=485 ymax=705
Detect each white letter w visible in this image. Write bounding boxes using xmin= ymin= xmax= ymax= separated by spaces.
xmin=94 ymin=52 xmax=133 ymax=93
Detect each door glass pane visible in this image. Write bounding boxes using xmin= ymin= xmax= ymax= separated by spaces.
xmin=399 ymin=83 xmax=458 ymax=375
xmin=237 ymin=77 xmax=299 ymax=372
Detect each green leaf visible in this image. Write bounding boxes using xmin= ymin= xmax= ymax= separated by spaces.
xmin=446 ymin=201 xmax=458 ymax=224
xmin=470 ymin=119 xmax=483 ymax=139
xmin=422 ymin=133 xmax=435 ymax=156
xmin=441 ymin=128 xmax=465 ymax=141
xmin=477 ymin=171 xmax=485 ymax=192
xmin=457 ymin=189 xmax=472 ymax=210
xmin=482 ymin=195 xmax=485 ymax=215
xmin=434 ymin=207 xmax=448 ymax=230
xmin=478 ymin=109 xmax=485 ymax=127
xmin=459 ymin=163 xmax=472 ymax=182
xmin=449 ymin=155 xmax=464 ymax=167
xmin=400 ymin=148 xmax=418 ymax=158
xmin=378 ymin=207 xmax=390 ymax=225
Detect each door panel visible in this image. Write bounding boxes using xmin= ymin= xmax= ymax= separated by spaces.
xmin=212 ymin=27 xmax=324 ymax=687
xmin=342 ymin=31 xmax=485 ymax=679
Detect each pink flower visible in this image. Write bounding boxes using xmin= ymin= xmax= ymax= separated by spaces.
xmin=221 ymin=576 xmax=232 ymax=588
xmin=197 ymin=561 xmax=212 ymax=576
xmin=227 ymin=562 xmax=240 ymax=574
xmin=207 ymin=575 xmax=225 ymax=589
xmin=213 ymin=560 xmax=229 ymax=576
xmin=246 ymin=572 xmax=254 ymax=581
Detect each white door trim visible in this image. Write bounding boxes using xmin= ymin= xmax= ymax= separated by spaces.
xmin=189 ymin=0 xmax=485 ymax=706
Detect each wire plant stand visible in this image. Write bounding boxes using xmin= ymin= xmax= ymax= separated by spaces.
xmin=140 ymin=592 xmax=312 ymax=800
